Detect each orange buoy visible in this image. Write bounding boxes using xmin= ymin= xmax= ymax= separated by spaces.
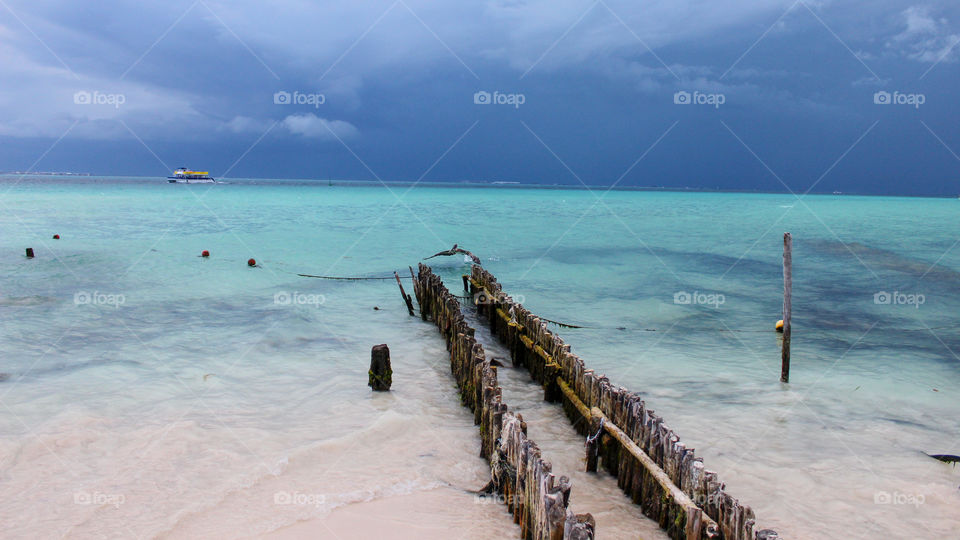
xmin=247 ymin=258 xmax=256 ymax=267
xmin=52 ymin=234 xmax=60 ymax=240
xmin=775 ymin=319 xmax=784 ymax=332
xmin=201 ymin=250 xmax=210 ymax=257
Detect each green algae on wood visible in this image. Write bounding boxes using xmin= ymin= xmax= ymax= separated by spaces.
xmin=368 ymin=344 xmax=392 ymax=391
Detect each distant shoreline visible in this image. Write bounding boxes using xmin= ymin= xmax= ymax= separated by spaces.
xmin=0 ymin=171 xmax=91 ymax=176
xmin=0 ymin=173 xmax=956 ymax=199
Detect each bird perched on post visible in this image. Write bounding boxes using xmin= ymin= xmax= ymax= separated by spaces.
xmin=424 ymin=244 xmax=482 ymax=265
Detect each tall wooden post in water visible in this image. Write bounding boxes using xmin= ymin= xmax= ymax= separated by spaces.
xmin=781 ymin=233 xmax=792 ymax=383
xmin=395 ymin=272 xmax=415 ymax=316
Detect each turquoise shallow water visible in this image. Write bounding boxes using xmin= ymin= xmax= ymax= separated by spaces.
xmin=1 ymin=176 xmax=959 ymax=538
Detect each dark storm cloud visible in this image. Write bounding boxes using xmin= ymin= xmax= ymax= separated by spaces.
xmin=0 ymin=0 xmax=958 ymax=194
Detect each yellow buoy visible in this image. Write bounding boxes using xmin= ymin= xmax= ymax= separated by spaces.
xmin=775 ymin=319 xmax=784 ymax=332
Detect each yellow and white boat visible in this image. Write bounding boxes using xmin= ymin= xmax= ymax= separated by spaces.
xmin=168 ymin=168 xmax=215 ymax=183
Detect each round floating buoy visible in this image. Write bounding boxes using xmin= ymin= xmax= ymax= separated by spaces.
xmin=52 ymin=234 xmax=60 ymax=240
xmin=775 ymin=319 xmax=784 ymax=332
xmin=247 ymin=258 xmax=256 ymax=267
xmin=201 ymin=250 xmax=210 ymax=257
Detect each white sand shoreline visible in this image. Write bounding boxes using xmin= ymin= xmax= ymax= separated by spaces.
xmin=261 ymin=487 xmax=520 ymax=540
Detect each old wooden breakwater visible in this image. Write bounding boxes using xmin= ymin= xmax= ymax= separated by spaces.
xmin=466 ymin=265 xmax=779 ymax=540
xmin=413 ymin=263 xmax=596 ymax=540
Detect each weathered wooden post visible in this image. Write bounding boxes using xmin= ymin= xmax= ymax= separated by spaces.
xmin=410 ymin=266 xmax=428 ymax=321
xmin=25 ymin=248 xmax=34 ymax=258
xmin=781 ymin=232 xmax=792 ymax=383
xmin=368 ymin=344 xmax=392 ymax=391
xmin=543 ymin=365 xmax=561 ymax=403
xmin=462 ymin=275 xmax=469 ymax=291
xmin=394 ymin=272 xmax=415 ymax=316
xmin=584 ymin=410 xmax=603 ymax=472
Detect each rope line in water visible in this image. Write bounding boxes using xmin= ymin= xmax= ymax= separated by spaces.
xmin=532 ymin=321 xmax=958 ymax=334
xmin=458 ymin=296 xmax=957 ymax=335
xmin=535 ymin=316 xmax=588 ymax=329
xmin=295 ymin=271 xmax=956 ymax=336
xmin=297 ymin=273 xmax=410 ymax=280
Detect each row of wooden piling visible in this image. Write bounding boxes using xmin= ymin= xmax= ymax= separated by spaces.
xmin=468 ymin=265 xmax=778 ymax=540
xmin=413 ymin=263 xmax=595 ymax=540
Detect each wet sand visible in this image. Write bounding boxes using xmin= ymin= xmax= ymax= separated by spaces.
xmin=262 ymin=487 xmax=519 ymax=539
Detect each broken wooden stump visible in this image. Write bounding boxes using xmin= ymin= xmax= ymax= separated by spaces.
xmin=25 ymin=248 xmax=34 ymax=258
xmin=566 ymin=513 xmax=596 ymax=540
xmin=368 ymin=344 xmax=392 ymax=391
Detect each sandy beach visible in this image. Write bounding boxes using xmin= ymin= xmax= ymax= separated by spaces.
xmin=263 ymin=488 xmax=519 ymax=540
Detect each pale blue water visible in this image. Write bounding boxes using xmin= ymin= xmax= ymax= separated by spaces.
xmin=1 ymin=176 xmax=958 ymax=538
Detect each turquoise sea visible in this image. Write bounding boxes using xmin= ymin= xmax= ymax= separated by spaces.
xmin=1 ymin=176 xmax=958 ymax=538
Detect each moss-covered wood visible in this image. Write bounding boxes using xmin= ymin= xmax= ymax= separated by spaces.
xmin=368 ymin=344 xmax=392 ymax=391
xmin=470 ymin=265 xmax=775 ymax=540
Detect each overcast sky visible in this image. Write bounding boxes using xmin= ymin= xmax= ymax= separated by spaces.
xmin=0 ymin=0 xmax=958 ymax=194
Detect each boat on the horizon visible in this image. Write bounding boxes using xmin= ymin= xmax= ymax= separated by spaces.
xmin=168 ymin=168 xmax=215 ymax=183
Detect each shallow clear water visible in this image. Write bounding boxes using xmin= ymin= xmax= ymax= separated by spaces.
xmin=1 ymin=176 xmax=958 ymax=538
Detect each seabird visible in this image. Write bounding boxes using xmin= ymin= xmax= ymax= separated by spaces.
xmin=424 ymin=244 xmax=482 ymax=265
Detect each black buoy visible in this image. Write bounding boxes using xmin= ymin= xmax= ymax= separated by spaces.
xmin=25 ymin=248 xmax=34 ymax=258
